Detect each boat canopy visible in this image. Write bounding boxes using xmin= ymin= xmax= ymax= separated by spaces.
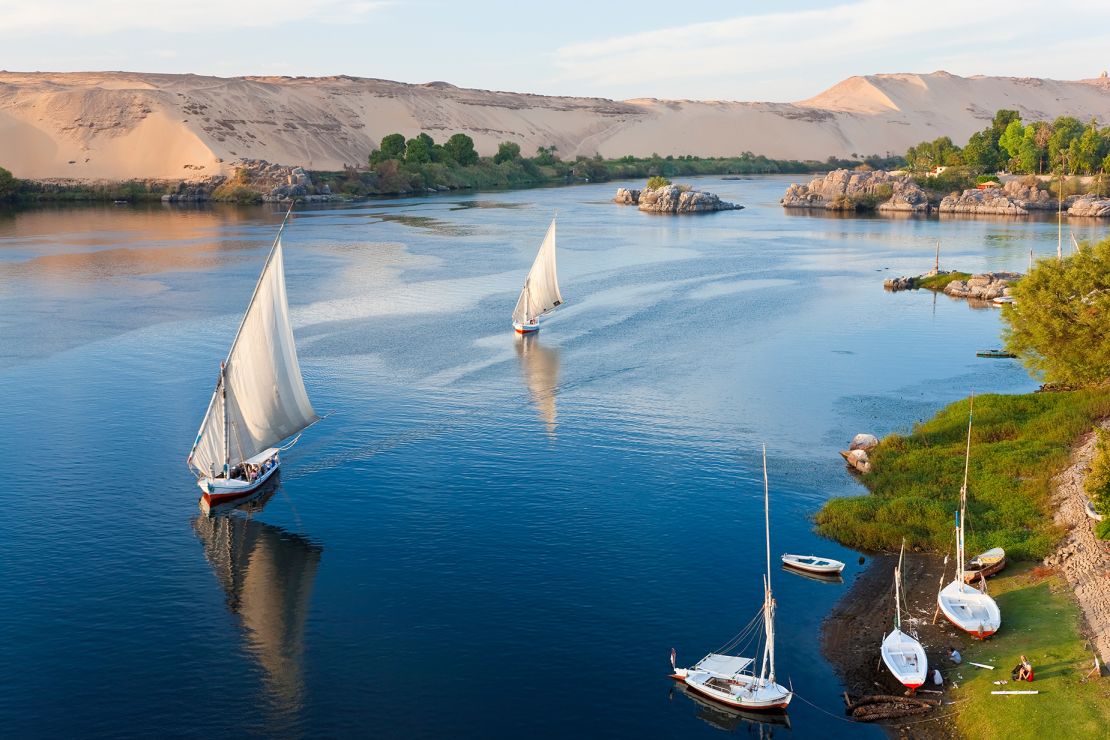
xmin=243 ymin=447 xmax=281 ymax=466
xmin=695 ymin=654 xmax=753 ymax=678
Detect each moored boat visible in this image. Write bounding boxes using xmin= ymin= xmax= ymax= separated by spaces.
xmin=187 ymin=207 xmax=319 ymax=508
xmin=937 ymin=398 xmax=1001 ymax=639
xmin=512 ymin=217 xmax=564 ymax=333
xmin=781 ymin=553 xmax=845 ymax=575
xmin=963 ymin=547 xmax=1006 ymax=584
xmin=1086 ymin=498 xmax=1104 ymax=522
xmin=881 ymin=540 xmax=928 ymax=692
xmin=670 ymin=446 xmax=793 ymax=713
xmin=976 ymin=349 xmax=1016 ymax=358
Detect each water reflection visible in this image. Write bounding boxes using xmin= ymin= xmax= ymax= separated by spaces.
xmin=779 ymin=565 xmax=844 ymax=585
xmin=515 ymin=333 xmax=560 ymax=438
xmin=192 ymin=485 xmax=322 ymax=716
xmin=672 ymin=684 xmax=792 ymax=734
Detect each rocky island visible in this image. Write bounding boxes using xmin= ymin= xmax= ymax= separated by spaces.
xmin=614 ymin=183 xmax=742 ymax=214
xmin=782 ymin=169 xmax=1110 ymax=217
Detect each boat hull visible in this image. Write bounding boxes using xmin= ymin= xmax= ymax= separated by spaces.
xmin=781 ymin=554 xmax=845 ymax=575
xmin=937 ymin=580 xmax=1001 ymax=639
xmin=197 ymin=460 xmax=280 ymax=507
xmin=669 ymin=674 xmax=791 ymax=712
xmin=881 ymin=629 xmax=928 ymax=690
xmin=513 ymin=321 xmax=539 ymax=334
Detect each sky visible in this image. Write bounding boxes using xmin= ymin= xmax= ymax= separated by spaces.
xmin=3 ymin=0 xmax=1110 ymax=102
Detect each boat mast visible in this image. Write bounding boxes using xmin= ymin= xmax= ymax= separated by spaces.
xmin=760 ymin=444 xmax=775 ymax=685
xmin=895 ymin=539 xmax=905 ymax=630
xmin=222 ymin=364 xmax=229 ymax=479
xmin=957 ymin=397 xmax=974 ymax=584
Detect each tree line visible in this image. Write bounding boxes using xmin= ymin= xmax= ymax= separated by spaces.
xmin=905 ymin=109 xmax=1110 ymax=177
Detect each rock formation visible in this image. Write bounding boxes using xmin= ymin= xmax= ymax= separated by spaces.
xmin=614 ymin=185 xmax=741 ymax=213
xmin=943 ymin=272 xmax=1022 ymax=301
xmin=849 ymin=433 xmax=880 ymax=452
xmin=876 ymin=179 xmax=930 ymax=212
xmin=1068 ymin=196 xmax=1110 ymax=217
xmin=938 ymin=187 xmax=1028 ymax=215
xmin=782 ymin=169 xmax=905 ymax=210
xmin=840 ymin=448 xmax=872 ymax=474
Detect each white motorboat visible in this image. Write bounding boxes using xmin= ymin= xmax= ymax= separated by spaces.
xmin=512 ymin=217 xmax=564 ymax=333
xmin=781 ymin=553 xmax=845 ymax=576
xmin=881 ymin=541 xmax=928 ymax=691
xmin=670 ymin=446 xmax=793 ymax=712
xmin=937 ymin=398 xmax=1001 ymax=639
xmin=187 ymin=207 xmax=319 ymax=509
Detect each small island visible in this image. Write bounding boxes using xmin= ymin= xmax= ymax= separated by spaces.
xmin=615 ymin=176 xmax=742 ymax=214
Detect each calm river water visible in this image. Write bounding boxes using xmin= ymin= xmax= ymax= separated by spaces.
xmin=2 ymin=176 xmax=1099 ymax=737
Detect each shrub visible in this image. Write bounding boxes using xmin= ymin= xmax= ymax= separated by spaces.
xmin=1085 ymin=429 xmax=1110 ymax=529
xmin=646 ymin=175 xmax=671 ymax=189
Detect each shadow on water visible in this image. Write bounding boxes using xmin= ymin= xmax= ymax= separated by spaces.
xmin=192 ymin=482 xmax=323 ymax=725
xmin=671 ymin=684 xmax=792 ymax=734
xmin=515 ymin=332 xmax=560 ymax=439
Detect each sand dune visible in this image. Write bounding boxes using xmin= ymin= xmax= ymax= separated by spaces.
xmin=1 ymin=70 xmax=1109 ymax=180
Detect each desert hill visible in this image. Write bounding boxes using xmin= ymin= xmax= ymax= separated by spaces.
xmin=1 ymin=70 xmax=1109 ymax=180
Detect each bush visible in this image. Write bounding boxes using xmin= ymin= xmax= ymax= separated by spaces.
xmin=1085 ymin=429 xmax=1110 ymax=529
xmin=493 ymin=141 xmax=521 ymax=164
xmin=646 ymin=175 xmax=671 ymax=189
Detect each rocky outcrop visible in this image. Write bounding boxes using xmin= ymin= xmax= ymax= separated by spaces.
xmin=943 ymin=272 xmax=1021 ymax=301
xmin=615 ymin=184 xmax=742 ymax=213
xmin=1068 ymin=196 xmax=1110 ymax=218
xmin=614 ymin=187 xmax=639 ymax=205
xmin=849 ymin=433 xmax=879 ymax=452
xmin=938 ymin=187 xmax=1028 ymax=215
xmin=782 ymin=169 xmax=905 ymax=210
xmin=160 ymin=178 xmax=224 ymax=203
xmin=1042 ymin=422 xmax=1110 ymax=666
xmin=214 ymin=159 xmax=338 ymax=202
xmin=840 ymin=448 xmax=872 ymax=474
xmin=876 ymin=179 xmax=930 ymax=212
xmin=1001 ymin=179 xmax=1055 ymax=210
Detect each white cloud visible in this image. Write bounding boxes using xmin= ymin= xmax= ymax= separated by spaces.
xmin=0 ymin=0 xmax=388 ymax=36
xmin=551 ymin=0 xmax=1110 ymax=100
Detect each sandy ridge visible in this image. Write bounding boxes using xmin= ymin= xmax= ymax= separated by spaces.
xmin=1 ymin=70 xmax=1109 ymax=180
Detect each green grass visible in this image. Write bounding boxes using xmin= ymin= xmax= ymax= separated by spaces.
xmin=915 ymin=271 xmax=973 ymax=291
xmin=952 ymin=565 xmax=1110 ymax=738
xmin=815 ymin=390 xmax=1110 ymax=559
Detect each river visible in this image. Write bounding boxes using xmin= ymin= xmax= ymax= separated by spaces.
xmin=2 ymin=176 xmax=1098 ymax=737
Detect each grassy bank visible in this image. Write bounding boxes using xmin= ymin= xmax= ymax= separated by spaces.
xmin=951 ymin=564 xmax=1110 ymax=737
xmin=815 ymin=390 xmax=1110 ymax=559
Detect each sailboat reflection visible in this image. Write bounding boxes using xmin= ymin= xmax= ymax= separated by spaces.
xmin=673 ymin=683 xmax=793 ymax=734
xmin=192 ymin=484 xmax=322 ymax=713
xmin=515 ymin=332 xmax=560 ymax=438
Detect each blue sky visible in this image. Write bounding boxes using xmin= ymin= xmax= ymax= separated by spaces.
xmin=3 ymin=0 xmax=1110 ymax=101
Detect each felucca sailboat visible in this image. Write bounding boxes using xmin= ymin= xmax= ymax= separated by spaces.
xmin=512 ymin=217 xmax=563 ymax=333
xmin=881 ymin=540 xmax=928 ymax=691
xmin=670 ymin=446 xmax=793 ymax=712
xmin=936 ymin=398 xmax=1001 ymax=639
xmin=187 ymin=208 xmax=318 ymax=508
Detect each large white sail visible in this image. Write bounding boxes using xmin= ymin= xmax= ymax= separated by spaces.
xmin=512 ymin=218 xmax=563 ymax=324
xmin=189 ymin=234 xmax=316 ymax=478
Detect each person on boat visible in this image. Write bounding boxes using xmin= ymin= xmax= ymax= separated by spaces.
xmin=949 ymin=647 xmax=962 ymax=664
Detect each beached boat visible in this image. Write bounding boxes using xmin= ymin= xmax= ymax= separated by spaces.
xmin=187 ymin=208 xmax=318 ymax=508
xmin=991 ymin=296 xmax=1015 ymax=305
xmin=881 ymin=541 xmax=928 ymax=692
xmin=962 ymin=547 xmax=1006 ymax=584
xmin=512 ymin=217 xmax=564 ymax=333
xmin=1086 ymin=499 xmax=1104 ymax=522
xmin=780 ymin=553 xmax=845 ymax=576
xmin=976 ymin=349 xmax=1016 ymax=358
xmin=937 ymin=399 xmax=1001 ymax=639
xmin=670 ymin=446 xmax=793 ymax=712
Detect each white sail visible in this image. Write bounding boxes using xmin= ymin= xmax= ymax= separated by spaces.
xmin=512 ymin=219 xmax=563 ymax=324
xmin=189 ymin=233 xmax=316 ymax=478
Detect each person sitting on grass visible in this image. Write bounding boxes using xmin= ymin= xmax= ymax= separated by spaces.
xmin=1012 ymin=655 xmax=1034 ymax=682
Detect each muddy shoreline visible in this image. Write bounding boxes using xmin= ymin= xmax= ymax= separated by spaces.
xmin=820 ymin=552 xmax=976 ymax=738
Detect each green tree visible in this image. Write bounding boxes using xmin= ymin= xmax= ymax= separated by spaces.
xmin=1004 ymin=236 xmax=1110 ymax=385
xmin=533 ymin=146 xmax=559 ymax=166
xmin=493 ymin=141 xmax=521 ymax=164
xmin=443 ymin=133 xmax=478 ymax=165
xmin=1048 ymin=116 xmax=1083 ymax=167
xmin=404 ymin=134 xmax=432 ymax=164
xmin=0 ymin=166 xmax=19 ymax=202
xmin=991 ymin=109 xmax=1021 ymax=134
xmin=370 ymin=133 xmax=407 ymax=165
xmin=962 ymin=129 xmax=1001 ymax=173
xmin=999 ymin=119 xmax=1025 ymax=160
xmin=1016 ymin=125 xmax=1044 ymax=174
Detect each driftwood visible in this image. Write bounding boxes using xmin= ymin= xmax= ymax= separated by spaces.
xmin=845 ymin=694 xmax=940 ymax=722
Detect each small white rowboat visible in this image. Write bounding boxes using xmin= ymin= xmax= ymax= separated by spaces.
xmin=781 ymin=554 xmax=845 ymax=575
xmin=1085 ymin=499 xmax=1104 ymax=522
